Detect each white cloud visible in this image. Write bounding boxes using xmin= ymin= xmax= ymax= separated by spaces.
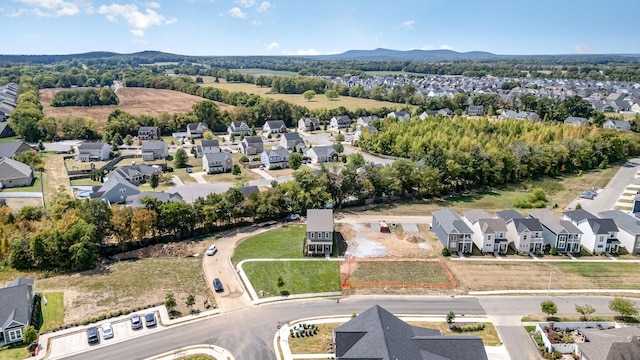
xmin=98 ymin=3 xmax=177 ymax=37
xmin=266 ymin=42 xmax=279 ymax=51
xmin=416 ymin=45 xmax=434 ymax=50
xmin=257 ymin=1 xmax=273 ymax=12
xmin=145 ymin=2 xmax=160 ymax=8
xmin=236 ymin=0 xmax=255 ymax=7
xmin=13 ymin=0 xmax=89 ymax=17
xmin=228 ymin=7 xmax=247 ymax=19
xmin=401 ymin=20 xmax=414 ymax=29
xmin=283 ymin=48 xmax=321 ymax=56
xmin=439 ymin=44 xmax=451 ymax=50
xmin=572 ymin=44 xmax=593 ymax=54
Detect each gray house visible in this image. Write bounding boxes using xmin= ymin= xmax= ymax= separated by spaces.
xmin=564 ymin=116 xmax=589 ymax=126
xmin=305 ymin=209 xmax=334 ymax=255
xmin=528 ymin=209 xmax=582 ymax=253
xmin=334 ymin=305 xmax=487 ymax=360
xmin=563 ymin=209 xmax=620 ymax=254
xmin=431 ymin=209 xmax=474 ymax=254
xmin=298 ymin=117 xmax=320 ymax=131
xmin=112 ymin=164 xmax=162 ymax=185
xmin=0 ymin=278 xmax=35 ymax=345
xmin=186 ymin=122 xmax=209 ymax=139
xmin=467 ymin=105 xmax=484 ymax=116
xmin=279 ymin=132 xmax=304 ymax=150
xmin=329 ymin=115 xmax=352 ymax=130
xmin=141 ymin=141 xmax=168 ymax=160
xmin=260 ymin=147 xmax=290 ymax=169
xmin=90 ymin=173 xmax=140 ymax=204
xmin=262 ymin=120 xmax=287 ymax=134
xmin=386 ymin=110 xmax=410 ymax=121
xmin=227 ymin=121 xmax=251 ymax=136
xmin=496 ymin=209 xmax=544 ymax=254
xmin=77 ymin=142 xmax=111 ymax=162
xmin=240 ymin=136 xmax=264 ymax=155
xmin=0 ymin=157 xmax=34 ymax=189
xmin=202 ymin=152 xmax=232 ymax=174
xmin=598 ymin=210 xmax=640 ymax=255
xmin=0 ymin=141 xmax=36 ymax=159
xmin=603 ymin=119 xmax=631 ymax=132
xmin=305 ymin=145 xmax=338 ymax=164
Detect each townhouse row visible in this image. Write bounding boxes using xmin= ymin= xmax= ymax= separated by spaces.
xmin=431 ymin=208 xmax=640 ymax=256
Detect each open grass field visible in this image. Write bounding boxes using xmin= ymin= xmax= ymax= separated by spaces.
xmin=346 ymin=260 xmax=454 ymax=286
xmin=39 ymin=292 xmax=65 ymax=333
xmin=203 ymin=167 xmax=262 ymax=183
xmin=39 ymin=88 xmax=234 ymax=131
xmin=242 ymin=260 xmax=340 ymax=296
xmin=229 ymin=68 xmax=298 ymax=76
xmin=231 ymin=225 xmax=306 ymax=265
xmin=43 ymin=154 xmax=72 ymax=204
xmin=198 ymin=78 xmax=408 ymax=111
xmin=446 ymin=261 xmax=640 ymax=292
xmin=0 ymin=257 xmax=211 ymax=324
xmin=353 ymin=164 xmax=620 ymax=217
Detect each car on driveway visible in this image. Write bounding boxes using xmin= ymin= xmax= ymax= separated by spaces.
xmin=213 ymin=278 xmax=224 ymax=292
xmin=580 ymin=190 xmax=596 ymax=199
xmin=101 ymin=323 xmax=114 ymax=339
xmin=205 ymin=244 xmax=218 ymax=256
xmin=285 ymin=213 xmax=301 ymax=221
xmin=130 ymin=313 xmax=143 ymax=330
xmin=186 ymin=167 xmax=193 ymax=173
xmin=87 ymin=327 xmax=99 ymax=344
xmin=144 ymin=312 xmax=157 ymax=327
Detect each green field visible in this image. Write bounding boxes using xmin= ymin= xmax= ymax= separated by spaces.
xmin=232 ymin=225 xmax=306 ymax=265
xmin=198 ymin=78 xmax=408 ymax=111
xmin=39 ymin=292 xmax=65 ymax=333
xmin=348 ymin=261 xmax=452 ymax=284
xmin=229 ymin=68 xmax=298 ymax=76
xmin=243 ymin=260 xmax=340 ymax=296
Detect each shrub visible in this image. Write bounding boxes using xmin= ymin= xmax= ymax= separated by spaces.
xmin=441 ymin=248 xmax=451 ymax=256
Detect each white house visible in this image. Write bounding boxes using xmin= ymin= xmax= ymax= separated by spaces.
xmin=329 ymin=115 xmax=352 ymax=130
xmin=305 ymin=145 xmax=338 ymax=164
xmin=195 ymin=139 xmax=220 ymax=158
xmin=227 ymin=121 xmax=251 ymax=136
xmin=260 ymin=147 xmax=290 ymax=169
xmin=563 ymin=209 xmax=620 ymax=254
xmin=279 ymin=132 xmax=304 ymax=150
xmin=463 ymin=209 xmax=508 ymax=254
xmin=298 ymin=117 xmax=320 ymax=132
xmin=598 ymin=210 xmax=640 ymax=255
xmin=386 ymin=111 xmax=410 ymax=121
xmin=77 ymin=142 xmax=111 ymax=162
xmin=496 ymin=209 xmax=544 ymax=253
xmin=263 ymin=120 xmax=287 ymax=134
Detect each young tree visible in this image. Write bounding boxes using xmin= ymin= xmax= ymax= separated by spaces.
xmin=22 ymin=325 xmax=37 ymax=344
xmin=333 ymin=143 xmax=344 ymax=154
xmin=174 ymin=148 xmax=188 ymax=168
xmin=150 ymin=173 xmax=159 ymax=189
xmin=165 ymin=293 xmax=177 ymax=312
xmin=446 ymin=311 xmax=455 ymax=324
xmin=325 ymin=89 xmax=339 ymax=101
xmin=232 ymin=164 xmax=242 ymax=176
xmin=230 ymin=133 xmax=236 ymax=143
xmin=289 ymin=152 xmax=302 ymax=170
xmin=609 ymin=297 xmax=639 ymax=319
xmin=575 ymin=304 xmax=596 ymax=321
xmin=303 ymin=90 xmax=316 ymax=102
xmin=186 ymin=294 xmax=196 ymax=313
xmin=541 ymin=300 xmax=558 ymax=319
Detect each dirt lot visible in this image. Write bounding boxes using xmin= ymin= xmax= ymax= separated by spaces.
xmin=39 ymin=87 xmax=234 ymax=131
xmin=337 ymin=223 xmax=438 ymax=259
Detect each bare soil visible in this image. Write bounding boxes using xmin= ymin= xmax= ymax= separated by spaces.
xmin=336 ymin=223 xmax=437 ymax=259
xmin=111 ymin=240 xmax=210 ymax=260
xmin=39 ymin=87 xmax=234 ymax=131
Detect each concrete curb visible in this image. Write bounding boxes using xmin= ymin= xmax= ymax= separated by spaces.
xmin=469 ymin=289 xmax=640 ymax=295
xmin=144 ymin=344 xmax=235 ymax=360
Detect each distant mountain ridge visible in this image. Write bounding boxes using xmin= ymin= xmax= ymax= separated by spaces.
xmin=311 ymin=48 xmax=498 ymax=60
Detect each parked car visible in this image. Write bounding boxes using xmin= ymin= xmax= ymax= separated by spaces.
xmin=186 ymin=167 xmax=193 ymax=173
xmin=205 ymin=244 xmax=218 ymax=256
xmin=285 ymin=213 xmax=301 ymax=221
xmin=130 ymin=313 xmax=143 ymax=330
xmin=101 ymin=323 xmax=114 ymax=339
xmin=259 ymin=164 xmax=265 ymax=170
xmin=580 ymin=190 xmax=596 ymax=199
xmin=144 ymin=313 xmax=157 ymax=327
xmin=87 ymin=327 xmax=100 ymax=344
xmin=213 ymin=278 xmax=224 ymax=292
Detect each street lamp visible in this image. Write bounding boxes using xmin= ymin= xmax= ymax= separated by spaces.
xmin=547 ymin=271 xmax=555 ymax=295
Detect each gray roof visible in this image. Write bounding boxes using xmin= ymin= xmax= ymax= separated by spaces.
xmin=578 ymin=326 xmax=640 ymax=360
xmin=306 ymin=209 xmax=333 ymax=232
xmin=281 ymin=132 xmax=302 ymax=141
xmin=463 ymin=209 xmax=492 ymax=223
xmin=127 ymin=191 xmax=184 ymax=207
xmin=203 ymin=152 xmax=231 ymax=163
xmin=265 ymin=147 xmax=290 ymax=157
xmin=243 ymin=136 xmax=263 ymax=144
xmin=265 ymin=120 xmax=286 ymax=128
xmin=6 ymin=278 xmax=34 ymax=288
xmin=0 ymin=141 xmax=34 ymax=158
xmin=187 ymin=122 xmax=208 ymax=131
xmin=496 ymin=209 xmax=525 ymax=221
xmin=201 ymin=139 xmax=219 ymax=147
xmin=300 ymin=117 xmax=319 ymax=124
xmin=564 ymin=116 xmax=589 ymax=124
xmin=512 ymin=218 xmax=544 ymax=233
xmin=113 ymin=164 xmax=161 ymax=179
xmin=0 ymin=157 xmax=33 ymax=181
xmin=335 ymin=305 xmax=487 ymax=360
xmin=141 ymin=141 xmax=168 ymax=150
xmin=91 ymin=172 xmax=139 ymax=199
xmin=0 ymin=278 xmax=34 ymax=330
xmin=0 ymin=122 xmax=13 ymax=136
xmin=587 ymin=218 xmax=618 ymax=234
xmin=432 ymin=209 xmax=473 ymax=234
xmin=239 ymin=185 xmax=260 ymax=198
xmin=307 ymin=145 xmax=336 ymax=158
xmin=479 ymin=218 xmax=508 ymax=234
xmin=138 ymin=126 xmax=159 ymax=131
xmin=564 ymin=208 xmax=597 ymax=222
xmin=332 ymin=115 xmax=352 ymax=123
xmin=599 ymin=210 xmax=640 ymax=234
xmin=529 ymin=209 xmax=582 ymax=235
xmin=78 ymin=142 xmax=108 ymax=150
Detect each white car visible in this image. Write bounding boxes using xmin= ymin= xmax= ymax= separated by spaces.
xmin=205 ymin=244 xmax=218 ymax=256
xmin=101 ymin=323 xmax=114 ymax=339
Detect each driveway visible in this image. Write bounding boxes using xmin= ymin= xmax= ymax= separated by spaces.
xmin=190 ymin=171 xmax=208 ymax=184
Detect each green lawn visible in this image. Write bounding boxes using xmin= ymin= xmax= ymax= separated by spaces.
xmin=554 ymin=262 xmax=640 ymax=278
xmin=229 ymin=68 xmax=298 ymax=76
xmin=0 ymin=172 xmax=42 ymax=193
xmin=243 ymin=260 xmax=340 ymax=296
xmin=39 ymin=292 xmax=64 ymax=333
xmin=231 ymin=225 xmax=306 ymax=265
xmin=348 ymin=261 xmax=452 ymax=284
xmin=70 ymin=178 xmax=103 ymax=186
xmin=0 ymin=136 xmax=19 ymax=143
xmin=0 ymin=344 xmax=30 ymax=360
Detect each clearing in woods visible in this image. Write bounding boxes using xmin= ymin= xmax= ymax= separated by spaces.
xmin=39 ymin=87 xmax=234 ymax=131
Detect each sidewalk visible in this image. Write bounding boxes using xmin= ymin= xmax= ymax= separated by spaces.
xmin=144 ymin=344 xmax=234 ymax=360
xmin=469 ymin=289 xmax=640 ymax=295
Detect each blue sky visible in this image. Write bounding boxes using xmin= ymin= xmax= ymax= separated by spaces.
xmin=1 ymin=0 xmax=639 ymax=56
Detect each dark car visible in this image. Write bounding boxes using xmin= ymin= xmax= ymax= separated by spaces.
xmin=87 ymin=327 xmax=99 ymax=344
xmin=213 ymin=278 xmax=224 ymax=292
xmin=130 ymin=313 xmax=143 ymax=330
xmin=144 ymin=312 xmax=157 ymax=327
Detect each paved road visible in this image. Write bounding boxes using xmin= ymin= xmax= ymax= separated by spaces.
xmin=58 ymin=295 xmax=633 ymax=360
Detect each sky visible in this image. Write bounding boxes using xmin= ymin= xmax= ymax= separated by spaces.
xmin=1 ymin=0 xmax=640 ymax=56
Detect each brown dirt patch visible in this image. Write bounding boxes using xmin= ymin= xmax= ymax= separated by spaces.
xmin=40 ymin=87 xmax=234 ymax=131
xmin=336 ymin=223 xmax=437 ymax=258
xmin=111 ymin=240 xmax=210 ymax=260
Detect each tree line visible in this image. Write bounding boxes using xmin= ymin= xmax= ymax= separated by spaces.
xmin=51 ymin=87 xmax=119 ymax=107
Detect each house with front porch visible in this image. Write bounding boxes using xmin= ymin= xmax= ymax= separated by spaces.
xmin=528 ymin=209 xmax=583 ymax=254
xmin=563 ymin=209 xmax=620 ymax=254
xmin=598 ymin=210 xmax=640 ymax=255
xmin=329 ymin=115 xmax=352 ymax=130
xmin=305 ymin=145 xmax=338 ymax=164
xmin=0 ymin=278 xmax=35 ymax=345
xmin=260 ymin=147 xmax=290 ymax=169
xmin=298 ymin=117 xmax=320 ymax=132
xmin=203 ymin=152 xmax=232 ymax=174
xmin=279 ymin=132 xmax=304 ymax=150
xmin=186 ymin=122 xmax=209 ymax=139
xmin=463 ymin=209 xmax=509 ymax=254
xmin=227 ymin=121 xmax=250 ymax=136
xmin=431 ymin=209 xmax=473 ymax=254
xmin=263 ymin=120 xmax=287 ymax=134
xmin=496 ymin=209 xmax=544 ymax=254
xmin=305 ymin=209 xmax=334 ymax=256
xmin=195 ymin=139 xmax=220 ymax=158
xmin=240 ymin=136 xmax=263 ymax=155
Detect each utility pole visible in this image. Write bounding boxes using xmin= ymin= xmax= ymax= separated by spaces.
xmin=547 ymin=271 xmax=555 ymax=295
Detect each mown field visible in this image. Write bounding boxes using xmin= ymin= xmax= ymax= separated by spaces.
xmin=198 ymin=77 xmax=409 ymax=111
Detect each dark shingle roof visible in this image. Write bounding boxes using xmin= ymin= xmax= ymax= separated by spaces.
xmin=201 ymin=139 xmax=219 ymax=147
xmin=496 ymin=209 xmax=525 ymax=221
xmin=0 ymin=157 xmax=33 ymax=181
xmin=0 ymin=141 xmax=34 ymax=158
xmin=599 ymin=210 xmax=640 ymax=234
xmin=0 ymin=278 xmax=34 ymax=330
xmin=243 ymin=136 xmax=263 ymax=144
xmin=564 ymin=208 xmax=597 ymax=222
xmin=578 ymin=327 xmax=640 ymax=360
xmin=587 ymin=218 xmax=618 ymax=234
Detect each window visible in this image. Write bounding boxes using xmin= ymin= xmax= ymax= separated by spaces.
xmin=119 ymin=188 xmax=126 ymax=194
xmin=558 ymin=239 xmax=566 ymax=249
xmin=8 ymin=329 xmax=22 ymax=342
xmin=523 ymin=235 xmax=527 ymax=240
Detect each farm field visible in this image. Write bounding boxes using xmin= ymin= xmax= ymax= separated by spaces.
xmin=198 ymin=78 xmax=409 ymax=111
xmin=39 ymin=87 xmax=234 ymax=131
